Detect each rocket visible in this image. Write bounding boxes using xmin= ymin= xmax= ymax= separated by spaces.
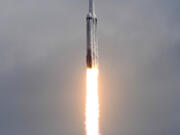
xmin=86 ymin=0 xmax=98 ymax=68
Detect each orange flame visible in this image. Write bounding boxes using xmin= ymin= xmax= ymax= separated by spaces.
xmin=86 ymin=68 xmax=100 ymax=135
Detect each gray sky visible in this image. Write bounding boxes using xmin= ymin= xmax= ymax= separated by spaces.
xmin=0 ymin=0 xmax=180 ymax=135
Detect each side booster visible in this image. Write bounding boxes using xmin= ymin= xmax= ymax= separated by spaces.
xmin=86 ymin=0 xmax=98 ymax=68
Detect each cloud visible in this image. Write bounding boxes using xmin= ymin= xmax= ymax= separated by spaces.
xmin=0 ymin=0 xmax=180 ymax=135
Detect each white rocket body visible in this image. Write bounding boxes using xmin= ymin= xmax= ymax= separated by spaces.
xmin=86 ymin=0 xmax=98 ymax=68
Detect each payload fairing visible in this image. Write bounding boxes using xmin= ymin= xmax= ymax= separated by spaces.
xmin=86 ymin=0 xmax=98 ymax=68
